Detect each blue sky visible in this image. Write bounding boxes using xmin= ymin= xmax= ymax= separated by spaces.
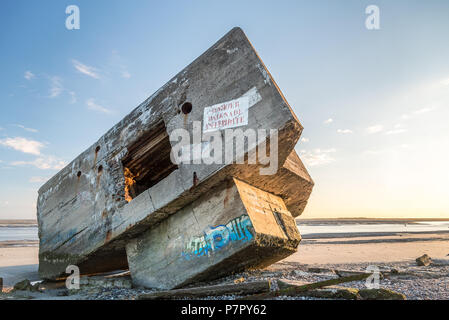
xmin=1 ymin=1 xmax=449 ymax=219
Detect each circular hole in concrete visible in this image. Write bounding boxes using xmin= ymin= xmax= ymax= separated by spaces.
xmin=95 ymin=146 xmax=101 ymax=153
xmin=77 ymin=171 xmax=82 ymax=178
xmin=181 ymin=102 xmax=192 ymax=115
xmin=98 ymin=165 xmax=103 ymax=174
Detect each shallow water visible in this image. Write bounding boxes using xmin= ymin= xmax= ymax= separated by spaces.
xmin=1 ymin=221 xmax=449 ymax=242
xmin=0 ymin=227 xmax=38 ymax=242
xmin=297 ymin=221 xmax=449 ymax=236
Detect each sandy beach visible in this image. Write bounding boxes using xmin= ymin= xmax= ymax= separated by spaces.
xmin=290 ymin=232 xmax=449 ymax=265
xmin=1 ymin=220 xmax=449 ymax=299
xmin=6 ymin=230 xmax=448 ymax=272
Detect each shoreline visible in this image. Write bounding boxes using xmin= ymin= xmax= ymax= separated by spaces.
xmin=0 ymin=240 xmax=38 ymax=248
xmin=0 ymin=220 xmax=37 ymax=228
xmin=1 ymin=223 xmax=449 ymax=299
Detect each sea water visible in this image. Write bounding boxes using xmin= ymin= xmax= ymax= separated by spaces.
xmin=1 ymin=221 xmax=449 ymax=242
xmin=0 ymin=227 xmax=38 ymax=242
xmin=298 ymin=221 xmax=449 ymax=236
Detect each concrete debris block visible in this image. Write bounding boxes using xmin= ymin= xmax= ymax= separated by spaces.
xmin=242 ymin=274 xmax=371 ymax=300
xmin=38 ymin=280 xmax=66 ymax=291
xmin=137 ymin=276 xmax=407 ymax=300
xmin=79 ymin=275 xmax=132 ymax=289
xmin=336 ymin=269 xmax=384 ymax=280
xmin=358 ymin=288 xmax=406 ymax=300
xmin=36 ymin=27 xmax=313 ymax=288
xmin=127 ymin=178 xmax=301 ymax=289
xmin=138 ymin=280 xmax=272 ymax=300
xmin=233 ymin=277 xmax=245 ymax=284
xmin=307 ymin=267 xmax=336 ymax=274
xmin=390 ymin=268 xmax=400 ymax=274
xmin=416 ymin=254 xmax=432 ymax=266
xmin=13 ymin=279 xmax=32 ymax=291
xmin=288 ymin=270 xmax=312 ymax=277
xmin=291 ymin=287 xmax=360 ymax=300
xmin=113 ymin=278 xmax=133 ymax=289
xmin=431 ymin=258 xmax=449 ymax=266
xmin=289 ymin=286 xmax=405 ymax=300
xmin=12 ymin=279 xmax=40 ymax=292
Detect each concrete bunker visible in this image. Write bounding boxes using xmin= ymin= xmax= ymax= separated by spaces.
xmin=36 ymin=27 xmax=314 ymax=289
xmin=122 ymin=121 xmax=178 ymax=202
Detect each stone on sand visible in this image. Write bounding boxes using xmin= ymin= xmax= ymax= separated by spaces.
xmin=416 ymin=254 xmax=432 ymax=266
xmin=336 ymin=269 xmax=384 ymax=279
xmin=431 ymin=258 xmax=449 ymax=266
xmin=79 ymin=275 xmax=132 ymax=289
xmin=307 ymin=267 xmax=335 ymax=274
xmin=285 ymin=286 xmax=360 ymax=300
xmin=358 ymin=288 xmax=406 ymax=300
xmin=13 ymin=279 xmax=40 ymax=292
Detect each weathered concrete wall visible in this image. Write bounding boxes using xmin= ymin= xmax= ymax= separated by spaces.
xmin=37 ymin=27 xmax=313 ymax=280
xmin=126 ymin=178 xmax=300 ymax=289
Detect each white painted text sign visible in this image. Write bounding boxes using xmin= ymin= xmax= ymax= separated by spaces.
xmin=203 ymin=96 xmax=249 ymax=132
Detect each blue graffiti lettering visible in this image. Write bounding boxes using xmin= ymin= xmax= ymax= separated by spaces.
xmin=182 ymin=214 xmax=254 ymax=260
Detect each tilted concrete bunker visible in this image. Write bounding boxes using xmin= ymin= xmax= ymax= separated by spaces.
xmin=37 ymin=27 xmax=314 ymax=289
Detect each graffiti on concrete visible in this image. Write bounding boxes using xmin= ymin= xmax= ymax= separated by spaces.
xmin=42 ymin=228 xmax=79 ymax=247
xmin=182 ymin=214 xmax=254 ymax=260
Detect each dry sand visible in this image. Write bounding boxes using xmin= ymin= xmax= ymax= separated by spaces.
xmin=0 ymin=247 xmax=39 ymax=287
xmin=1 ymin=232 xmax=449 ymax=288
xmin=286 ymin=233 xmax=449 ymax=265
xmin=0 ymin=246 xmax=38 ymax=267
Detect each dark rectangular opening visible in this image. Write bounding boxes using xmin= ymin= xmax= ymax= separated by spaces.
xmin=122 ymin=121 xmax=177 ymax=202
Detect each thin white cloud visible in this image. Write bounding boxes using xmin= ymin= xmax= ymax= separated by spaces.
xmin=413 ymin=107 xmax=435 ymax=115
xmin=121 ymin=71 xmax=131 ymax=79
xmin=47 ymin=76 xmax=76 ymax=103
xmin=12 ymin=155 xmax=66 ymax=170
xmin=49 ymin=76 xmax=63 ymax=98
xmin=299 ymin=148 xmax=336 ymax=167
xmin=323 ymin=118 xmax=333 ymax=125
xmin=110 ymin=50 xmax=131 ymax=79
xmin=402 ymin=106 xmax=436 ymax=120
xmin=69 ymin=91 xmax=77 ymax=104
xmin=337 ymin=129 xmax=353 ymax=134
xmin=363 ymin=149 xmax=387 ymax=156
xmin=386 ymin=128 xmax=407 ymax=135
xmin=440 ymin=78 xmax=449 ymax=86
xmin=29 ymin=176 xmax=50 ymax=183
xmin=365 ymin=125 xmax=384 ymax=134
xmin=300 ymin=137 xmax=309 ymax=143
xmin=86 ymin=98 xmax=112 ymax=114
xmin=14 ymin=124 xmax=38 ymax=133
xmin=385 ymin=123 xmax=407 ymax=135
xmin=24 ymin=71 xmax=35 ymax=80
xmin=72 ymin=59 xmax=100 ymax=79
xmin=364 ymin=144 xmax=410 ymax=156
xmin=0 ymin=137 xmax=44 ymax=155
xmin=0 ymin=201 xmax=9 ymax=207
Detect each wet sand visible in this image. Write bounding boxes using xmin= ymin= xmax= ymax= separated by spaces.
xmin=1 ymin=231 xmax=448 ymax=291
xmin=0 ymin=247 xmax=39 ymax=287
xmin=286 ymin=232 xmax=449 ymax=265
